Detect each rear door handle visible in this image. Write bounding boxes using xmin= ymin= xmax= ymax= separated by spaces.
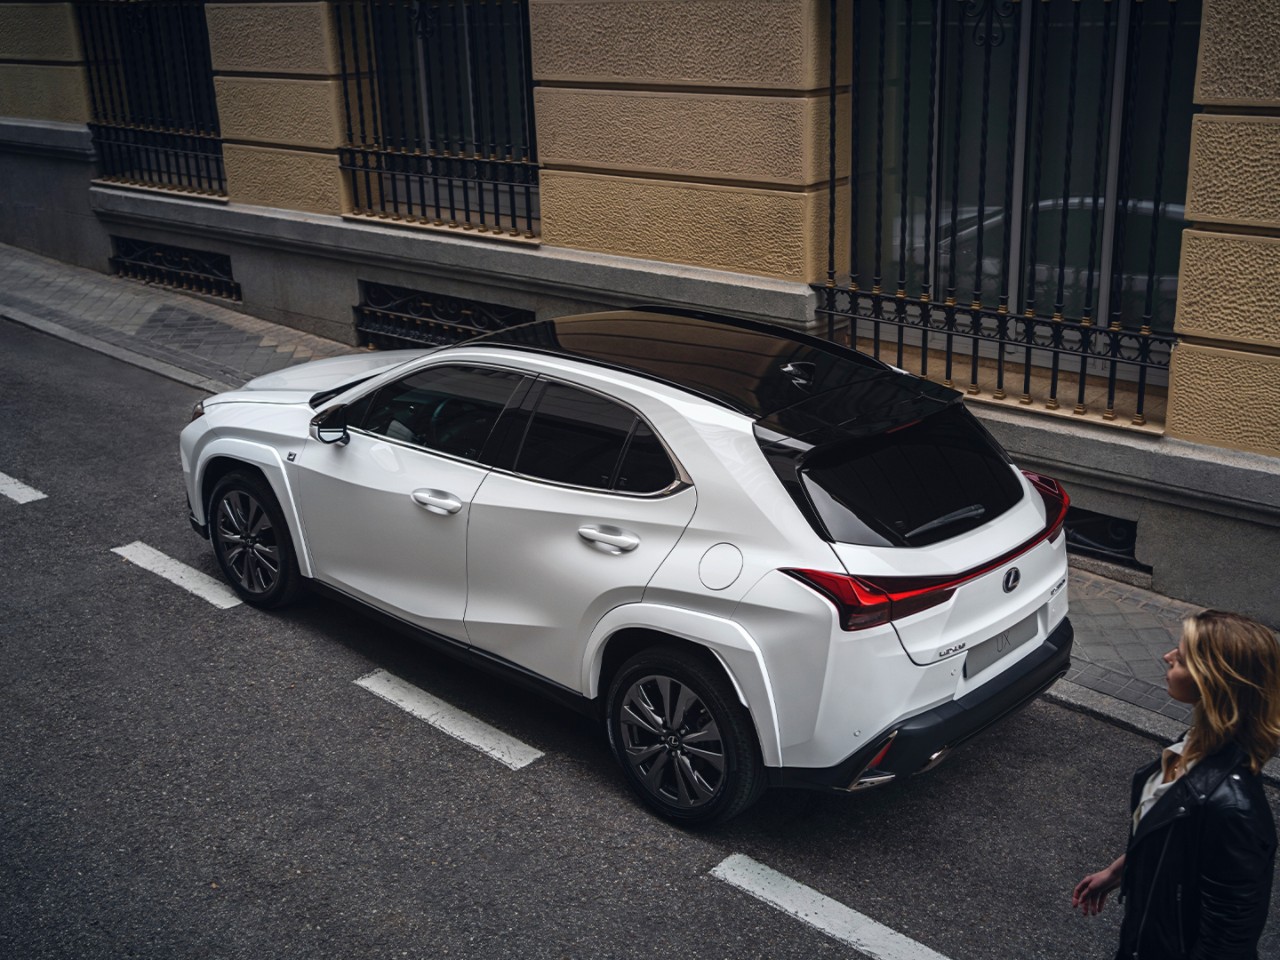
xmin=578 ymin=524 xmax=640 ymax=554
xmin=411 ymin=488 xmax=463 ymax=515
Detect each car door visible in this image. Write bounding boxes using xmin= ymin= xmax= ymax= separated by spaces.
xmin=293 ymin=364 xmax=528 ymax=639
xmin=465 ymin=379 xmax=697 ymax=690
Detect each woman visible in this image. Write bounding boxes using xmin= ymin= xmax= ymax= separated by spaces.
xmin=1073 ymin=610 xmax=1280 ymax=959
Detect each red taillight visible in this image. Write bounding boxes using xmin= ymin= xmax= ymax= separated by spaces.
xmin=1022 ymin=470 xmax=1070 ymax=541
xmin=784 ymin=568 xmax=956 ymax=631
xmin=786 ymin=472 xmax=1070 ymax=632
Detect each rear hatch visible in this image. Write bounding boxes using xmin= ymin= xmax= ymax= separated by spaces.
xmin=758 ymin=397 xmax=1068 ymax=666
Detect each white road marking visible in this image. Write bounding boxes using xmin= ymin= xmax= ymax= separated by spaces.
xmin=355 ymin=669 xmax=544 ymax=770
xmin=111 ymin=541 xmax=242 ymax=609
xmin=0 ymin=471 xmax=46 ymax=504
xmin=711 ymin=854 xmax=952 ymax=960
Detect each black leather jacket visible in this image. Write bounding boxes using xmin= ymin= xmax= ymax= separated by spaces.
xmin=1116 ymin=739 xmax=1276 ymax=960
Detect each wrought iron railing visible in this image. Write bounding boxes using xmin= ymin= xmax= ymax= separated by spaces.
xmin=332 ymin=0 xmax=540 ymax=237
xmin=76 ymin=0 xmax=225 ymax=196
xmin=111 ymin=236 xmax=240 ymax=299
xmin=818 ymin=0 xmax=1198 ymax=426
xmin=355 ymin=281 xmax=534 ymax=348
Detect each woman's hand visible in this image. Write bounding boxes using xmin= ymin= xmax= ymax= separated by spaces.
xmin=1072 ymin=855 xmax=1125 ymax=916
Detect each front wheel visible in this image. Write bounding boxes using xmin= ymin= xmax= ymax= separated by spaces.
xmin=606 ymin=647 xmax=765 ymax=826
xmin=208 ymin=471 xmax=301 ymax=608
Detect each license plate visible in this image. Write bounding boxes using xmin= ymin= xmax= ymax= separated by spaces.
xmin=964 ymin=609 xmax=1040 ymax=679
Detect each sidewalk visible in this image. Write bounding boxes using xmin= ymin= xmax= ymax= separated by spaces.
xmin=0 ymin=242 xmax=1217 ymax=755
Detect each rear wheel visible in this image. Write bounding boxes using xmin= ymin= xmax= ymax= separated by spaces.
xmin=209 ymin=471 xmax=300 ymax=608
xmin=606 ymin=647 xmax=764 ymax=826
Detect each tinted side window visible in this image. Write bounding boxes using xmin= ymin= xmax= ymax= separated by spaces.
xmin=514 ymin=383 xmax=635 ymax=489
xmin=616 ymin=421 xmax=676 ymax=493
xmin=362 ymin=366 xmax=523 ymax=461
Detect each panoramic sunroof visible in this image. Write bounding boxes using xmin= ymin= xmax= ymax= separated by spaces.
xmin=471 ymin=311 xmax=897 ymax=419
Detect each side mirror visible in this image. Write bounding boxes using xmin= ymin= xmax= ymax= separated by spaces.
xmin=311 ymin=405 xmax=350 ymax=445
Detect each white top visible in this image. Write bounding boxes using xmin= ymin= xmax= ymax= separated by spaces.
xmin=1133 ymin=737 xmax=1195 ymax=834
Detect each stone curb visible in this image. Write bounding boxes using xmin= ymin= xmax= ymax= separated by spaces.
xmin=1046 ymin=680 xmax=1280 ymax=789
xmin=2 ymin=308 xmax=237 ymax=395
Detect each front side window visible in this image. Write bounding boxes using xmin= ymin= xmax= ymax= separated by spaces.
xmin=358 ymin=365 xmax=523 ymax=461
xmin=512 ymin=383 xmax=676 ymax=493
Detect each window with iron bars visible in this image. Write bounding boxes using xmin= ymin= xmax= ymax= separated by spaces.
xmin=818 ymin=0 xmax=1200 ymax=427
xmin=75 ymin=0 xmax=225 ymax=196
xmin=333 ymin=0 xmax=540 ymax=238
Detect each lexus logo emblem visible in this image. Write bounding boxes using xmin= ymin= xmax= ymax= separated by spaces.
xmin=1003 ymin=567 xmax=1021 ymax=593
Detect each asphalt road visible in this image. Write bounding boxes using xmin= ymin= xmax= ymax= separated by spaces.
xmin=3 ymin=317 xmax=1278 ymax=960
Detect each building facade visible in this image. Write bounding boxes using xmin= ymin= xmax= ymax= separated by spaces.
xmin=2 ymin=0 xmax=1278 ymax=623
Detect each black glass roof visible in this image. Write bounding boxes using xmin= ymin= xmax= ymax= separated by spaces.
xmin=470 ymin=310 xmax=959 ymax=441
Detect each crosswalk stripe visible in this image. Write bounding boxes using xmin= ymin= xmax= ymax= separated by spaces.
xmin=0 ymin=471 xmax=47 ymax=504
xmin=711 ymin=854 xmax=951 ymax=960
xmin=355 ymin=669 xmax=544 ymax=770
xmin=111 ymin=541 xmax=242 ymax=609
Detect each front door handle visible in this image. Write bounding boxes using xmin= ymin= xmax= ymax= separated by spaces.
xmin=578 ymin=524 xmax=640 ymax=554
xmin=411 ymin=488 xmax=463 ymax=516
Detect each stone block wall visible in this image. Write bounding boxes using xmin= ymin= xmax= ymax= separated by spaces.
xmin=205 ymin=2 xmax=347 ymax=214
xmin=1168 ymin=0 xmax=1280 ymax=457
xmin=530 ymin=0 xmax=847 ymax=283
xmin=0 ymin=3 xmax=89 ymax=123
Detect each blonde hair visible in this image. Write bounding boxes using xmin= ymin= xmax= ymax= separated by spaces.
xmin=1182 ymin=610 xmax=1280 ymax=774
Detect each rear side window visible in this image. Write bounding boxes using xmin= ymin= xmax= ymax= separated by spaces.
xmin=513 ymin=382 xmax=676 ymax=493
xmin=616 ymin=422 xmax=676 ymax=493
xmin=798 ymin=404 xmax=1023 ymax=547
xmin=360 ymin=365 xmax=523 ymax=461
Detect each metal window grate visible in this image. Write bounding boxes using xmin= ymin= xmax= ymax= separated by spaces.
xmin=76 ymin=0 xmax=225 ymax=196
xmin=355 ymin=281 xmax=534 ymax=348
xmin=333 ymin=0 xmax=540 ymax=237
xmin=817 ymin=0 xmax=1198 ymax=428
xmin=111 ymin=236 xmax=241 ymax=300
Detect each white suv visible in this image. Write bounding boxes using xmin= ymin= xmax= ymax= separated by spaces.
xmin=180 ymin=309 xmax=1072 ymax=825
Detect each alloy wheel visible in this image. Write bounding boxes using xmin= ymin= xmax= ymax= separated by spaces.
xmin=617 ymin=674 xmax=726 ymax=809
xmin=214 ymin=489 xmax=281 ymax=595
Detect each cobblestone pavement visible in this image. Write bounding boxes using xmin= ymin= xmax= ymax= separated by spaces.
xmin=0 ymin=241 xmax=1203 ymax=734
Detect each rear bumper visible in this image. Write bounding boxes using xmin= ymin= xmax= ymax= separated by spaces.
xmin=768 ymin=615 xmax=1073 ymax=791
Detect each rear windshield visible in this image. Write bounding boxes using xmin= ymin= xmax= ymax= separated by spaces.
xmin=786 ymin=404 xmax=1023 ymax=547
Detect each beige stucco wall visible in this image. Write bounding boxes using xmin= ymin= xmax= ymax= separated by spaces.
xmin=1185 ymin=115 xmax=1280 ymax=230
xmin=222 ymin=144 xmax=345 ymax=214
xmin=535 ymin=88 xmax=847 ymax=185
xmin=532 ymin=0 xmax=842 ymax=280
xmin=539 ymin=170 xmax=845 ymax=281
xmin=530 ymin=0 xmax=835 ymax=90
xmin=0 ymin=64 xmax=89 ymax=123
xmin=206 ymin=2 xmax=338 ymax=76
xmin=1176 ymin=230 xmax=1280 ymax=351
xmin=1167 ymin=344 xmax=1280 ymax=457
xmin=206 ymin=3 xmax=348 ymax=212
xmin=0 ymin=3 xmax=87 ymax=123
xmin=1195 ymin=0 xmax=1280 ymax=107
xmin=0 ymin=3 xmax=82 ymax=62
xmin=1169 ymin=1 xmax=1280 ymax=457
xmin=214 ymin=77 xmax=345 ymax=150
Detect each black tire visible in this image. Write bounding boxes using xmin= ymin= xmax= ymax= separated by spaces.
xmin=208 ymin=470 xmax=301 ymax=609
xmin=606 ymin=647 xmax=765 ymax=826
